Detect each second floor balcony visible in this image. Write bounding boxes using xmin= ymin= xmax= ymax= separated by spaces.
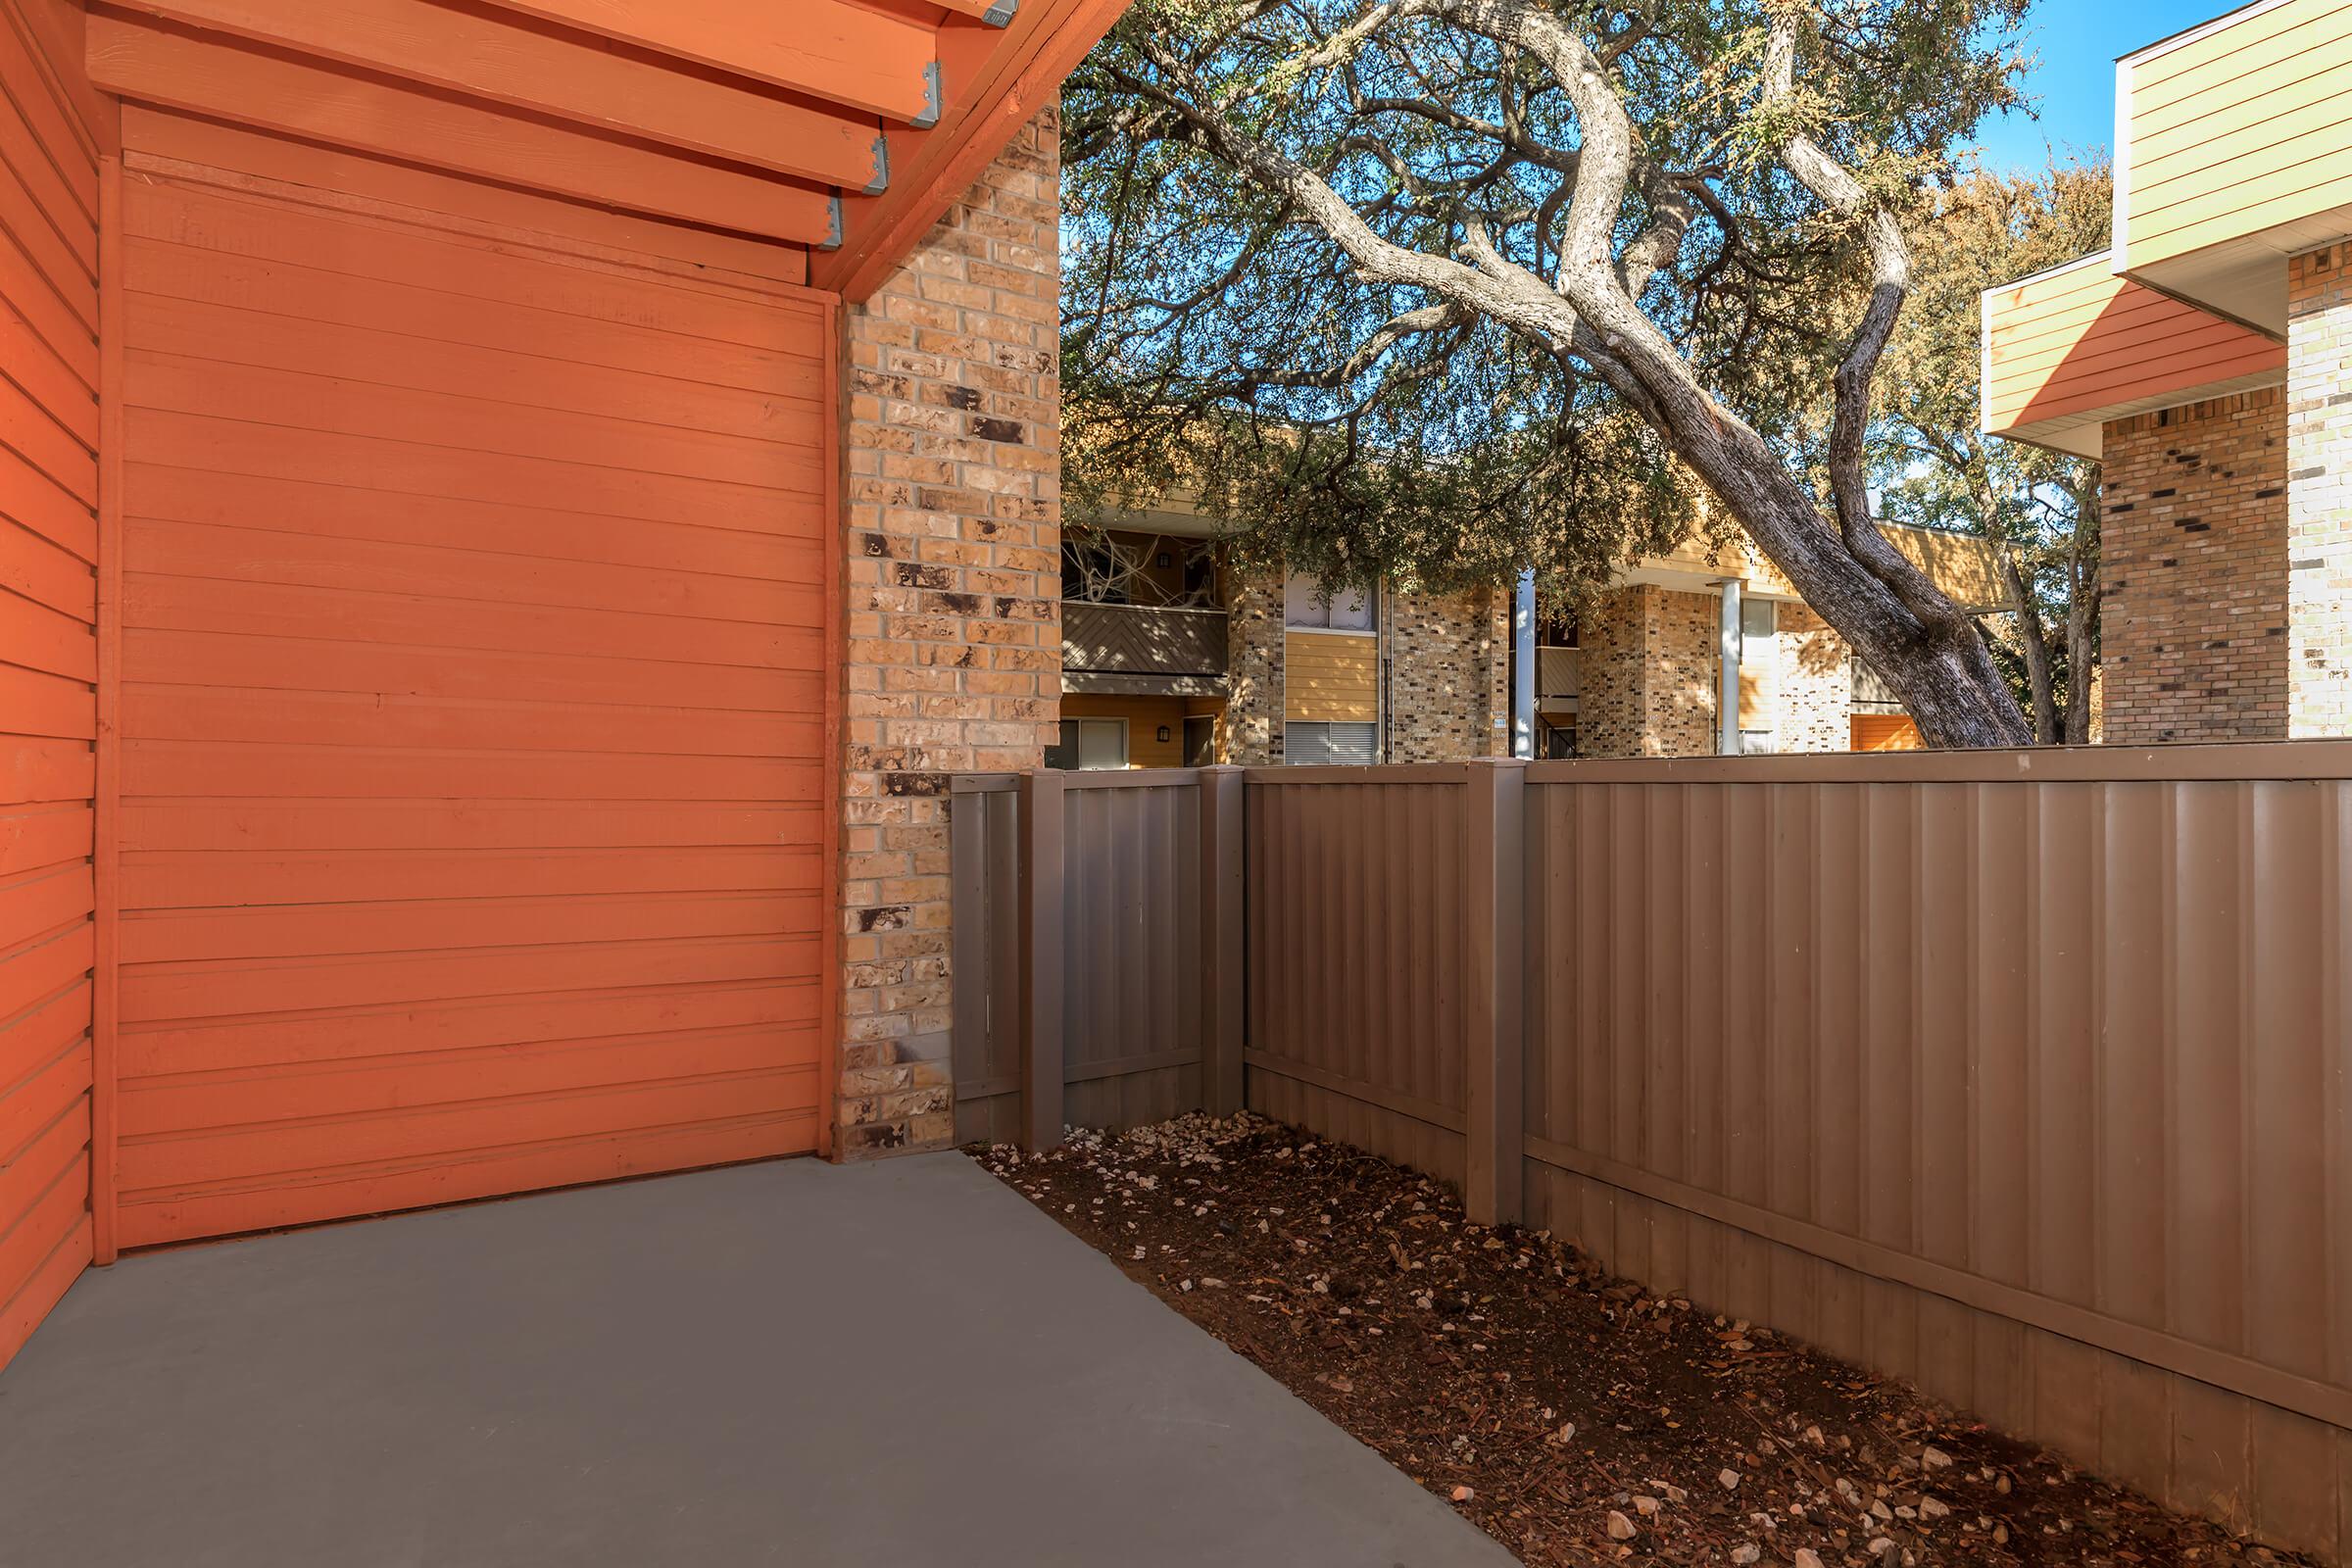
xmin=1062 ymin=601 xmax=1229 ymax=696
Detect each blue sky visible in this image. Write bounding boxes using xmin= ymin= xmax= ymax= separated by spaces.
xmin=1968 ymin=0 xmax=2229 ymax=172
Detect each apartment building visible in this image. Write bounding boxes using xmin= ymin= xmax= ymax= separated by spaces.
xmin=1054 ymin=500 xmax=2003 ymax=764
xmin=1981 ymin=0 xmax=2352 ymax=743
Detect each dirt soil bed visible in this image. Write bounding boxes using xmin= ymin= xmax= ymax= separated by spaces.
xmin=975 ymin=1113 xmax=2307 ymax=1568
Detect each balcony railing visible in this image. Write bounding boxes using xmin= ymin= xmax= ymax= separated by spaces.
xmin=1062 ymin=602 xmax=1227 ymax=682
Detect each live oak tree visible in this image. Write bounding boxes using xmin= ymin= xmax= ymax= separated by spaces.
xmin=1062 ymin=0 xmax=2039 ymax=747
xmin=1874 ymin=163 xmax=2112 ymax=744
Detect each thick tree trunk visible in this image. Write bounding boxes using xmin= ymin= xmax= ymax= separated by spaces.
xmin=1128 ymin=0 xmax=2036 ymax=749
xmin=2062 ymin=593 xmax=2098 ymax=745
xmin=1614 ymin=390 xmax=2032 ymax=749
xmin=1998 ymin=548 xmax=2060 ymax=744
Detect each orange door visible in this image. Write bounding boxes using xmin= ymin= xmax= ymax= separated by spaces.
xmin=109 ymin=161 xmax=832 ymax=1248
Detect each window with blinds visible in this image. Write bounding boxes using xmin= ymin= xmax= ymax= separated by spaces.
xmin=1284 ymin=721 xmax=1378 ymax=765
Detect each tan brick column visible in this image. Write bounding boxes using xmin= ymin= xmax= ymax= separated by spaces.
xmin=1576 ymin=585 xmax=1720 ymax=757
xmin=1385 ymin=587 xmax=1508 ymax=760
xmin=1223 ymin=568 xmax=1284 ymax=763
xmin=2289 ymin=244 xmax=2352 ymax=736
xmin=835 ymin=109 xmax=1061 ymax=1155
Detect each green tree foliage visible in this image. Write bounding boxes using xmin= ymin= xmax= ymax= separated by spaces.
xmin=1059 ymin=0 xmax=2042 ymax=745
xmin=1873 ymin=162 xmax=2112 ymax=742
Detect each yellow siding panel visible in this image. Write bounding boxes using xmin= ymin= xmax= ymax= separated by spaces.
xmin=1981 ymin=258 xmax=2283 ymax=434
xmin=2123 ymin=0 xmax=2352 ymax=267
xmin=1643 ymin=525 xmax=1797 ymax=597
xmin=1285 ymin=630 xmax=1378 ymax=722
xmin=1885 ymin=526 xmax=2008 ymax=615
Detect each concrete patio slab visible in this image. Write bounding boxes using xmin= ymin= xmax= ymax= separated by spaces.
xmin=0 ymin=1152 xmax=1515 ymax=1567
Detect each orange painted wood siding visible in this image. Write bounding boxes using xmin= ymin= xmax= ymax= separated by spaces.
xmin=107 ymin=130 xmax=832 ymax=1249
xmin=0 ymin=0 xmax=99 ymax=1371
xmin=1982 ymin=256 xmax=2283 ymax=436
xmin=2122 ymin=0 xmax=2352 ymax=268
xmin=1850 ymin=713 xmax=1924 ymax=752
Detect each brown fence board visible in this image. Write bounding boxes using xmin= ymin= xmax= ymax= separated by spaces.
xmin=953 ymin=768 xmax=1209 ymax=1141
xmin=1242 ymin=772 xmax=1470 ymax=1183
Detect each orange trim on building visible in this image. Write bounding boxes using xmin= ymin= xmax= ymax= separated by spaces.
xmin=1981 ymin=254 xmax=2284 ymax=455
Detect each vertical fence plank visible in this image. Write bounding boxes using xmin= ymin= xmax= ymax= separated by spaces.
xmin=1465 ymin=760 xmax=1526 ymax=1226
xmin=1016 ymin=768 xmax=1064 ymax=1151
xmin=1199 ymin=766 xmax=1245 ymax=1115
xmin=950 ymin=783 xmax=990 ymax=1146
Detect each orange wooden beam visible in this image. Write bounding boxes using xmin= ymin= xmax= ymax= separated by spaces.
xmin=86 ymin=10 xmax=841 ymax=246
xmin=121 ymin=107 xmax=811 ymax=288
xmin=471 ymin=0 xmax=944 ymax=126
xmin=817 ymin=0 xmax=1130 ymax=300
xmin=104 ymin=0 xmax=890 ymax=193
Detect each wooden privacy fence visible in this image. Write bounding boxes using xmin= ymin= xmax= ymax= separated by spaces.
xmin=951 ymin=746 xmax=2352 ymax=1559
xmin=950 ymin=769 xmax=1242 ymax=1147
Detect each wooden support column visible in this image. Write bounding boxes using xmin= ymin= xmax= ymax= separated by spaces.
xmin=1197 ymin=766 xmax=1246 ymax=1116
xmin=1463 ymin=759 xmax=1526 ymax=1226
xmin=1015 ymin=769 xmax=1065 ymax=1152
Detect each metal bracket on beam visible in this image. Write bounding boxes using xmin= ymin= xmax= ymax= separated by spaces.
xmin=821 ymin=195 xmax=843 ymax=250
xmin=865 ymin=133 xmax=890 ymax=195
xmin=912 ymin=60 xmax=943 ymax=128
xmin=984 ymin=0 xmax=1018 ymax=24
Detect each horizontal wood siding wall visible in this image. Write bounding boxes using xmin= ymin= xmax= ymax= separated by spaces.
xmin=1282 ymin=629 xmax=1377 ymax=722
xmin=0 ymin=0 xmax=99 ymax=1372
xmin=1243 ymin=768 xmax=1467 ymax=1181
xmin=108 ymin=133 xmax=832 ymax=1247
xmin=1982 ymin=259 xmax=2284 ymax=434
xmin=2124 ymin=0 xmax=2352 ymax=268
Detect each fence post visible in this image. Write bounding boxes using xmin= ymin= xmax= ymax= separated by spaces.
xmin=1463 ymin=758 xmax=1526 ymax=1226
xmin=1197 ymin=766 xmax=1247 ymax=1116
xmin=1016 ymin=768 xmax=1065 ymax=1152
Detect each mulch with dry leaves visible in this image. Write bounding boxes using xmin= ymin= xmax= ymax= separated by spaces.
xmin=974 ymin=1112 xmax=2310 ymax=1568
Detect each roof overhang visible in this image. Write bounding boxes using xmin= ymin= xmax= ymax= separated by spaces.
xmin=84 ymin=0 xmax=1131 ymax=298
xmin=1980 ymin=249 xmax=2286 ymax=459
xmin=2110 ymin=0 xmax=2352 ymax=331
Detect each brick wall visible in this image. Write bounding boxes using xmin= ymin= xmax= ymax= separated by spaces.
xmin=2289 ymin=245 xmax=2352 ymax=736
xmin=2099 ymin=388 xmax=2288 ymax=744
xmin=1385 ymin=587 xmax=1507 ymax=760
xmin=835 ymin=109 xmax=1061 ymax=1156
xmin=1577 ymin=585 xmax=1721 ymax=757
xmin=1774 ymin=606 xmax=1850 ymax=754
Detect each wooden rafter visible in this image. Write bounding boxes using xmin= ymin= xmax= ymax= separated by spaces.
xmin=74 ymin=0 xmax=1134 ymax=282
xmin=103 ymin=0 xmax=891 ymax=192
xmin=470 ymin=0 xmax=946 ymax=125
xmin=86 ymin=8 xmax=842 ymax=245
xmin=818 ymin=0 xmax=1130 ymax=299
